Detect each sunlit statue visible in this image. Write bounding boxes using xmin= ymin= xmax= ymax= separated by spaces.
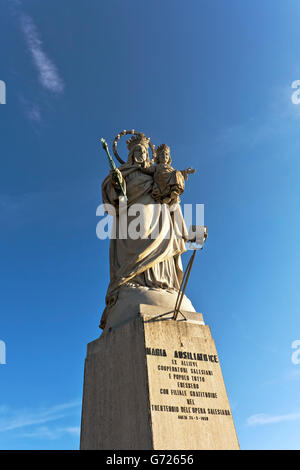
xmin=140 ymin=144 xmax=195 ymax=204
xmin=100 ymin=130 xmax=197 ymax=330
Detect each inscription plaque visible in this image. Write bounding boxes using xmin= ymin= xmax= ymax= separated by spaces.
xmin=143 ymin=310 xmax=239 ymax=449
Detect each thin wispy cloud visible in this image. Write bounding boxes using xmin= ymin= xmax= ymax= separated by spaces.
xmin=19 ymin=96 xmax=42 ymax=122
xmin=27 ymin=104 xmax=42 ymax=122
xmin=0 ymin=400 xmax=81 ymax=433
xmin=214 ymin=81 xmax=300 ymax=159
xmin=247 ymin=411 xmax=300 ymax=426
xmin=19 ymin=425 xmax=80 ymax=440
xmin=19 ymin=13 xmax=64 ymax=93
xmin=215 ymin=119 xmax=276 ymax=155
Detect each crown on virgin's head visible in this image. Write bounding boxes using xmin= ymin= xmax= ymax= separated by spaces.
xmin=156 ymin=144 xmax=170 ymax=156
xmin=126 ymin=134 xmax=150 ymax=151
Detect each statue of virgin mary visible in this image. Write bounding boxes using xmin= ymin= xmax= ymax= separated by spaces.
xmin=100 ymin=132 xmax=195 ymax=330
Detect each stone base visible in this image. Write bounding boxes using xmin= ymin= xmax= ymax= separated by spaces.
xmin=102 ymin=284 xmax=196 ymax=331
xmin=80 ymin=305 xmax=239 ymax=450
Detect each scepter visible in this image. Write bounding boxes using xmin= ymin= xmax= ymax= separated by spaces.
xmin=100 ymin=138 xmax=127 ymax=200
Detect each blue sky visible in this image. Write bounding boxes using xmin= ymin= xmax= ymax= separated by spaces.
xmin=0 ymin=0 xmax=300 ymax=450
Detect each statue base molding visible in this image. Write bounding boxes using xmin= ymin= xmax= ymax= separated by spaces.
xmin=102 ymin=284 xmax=196 ymax=331
xmin=80 ymin=304 xmax=239 ymax=450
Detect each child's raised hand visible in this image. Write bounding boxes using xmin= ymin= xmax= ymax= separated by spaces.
xmin=186 ymin=167 xmax=196 ymax=174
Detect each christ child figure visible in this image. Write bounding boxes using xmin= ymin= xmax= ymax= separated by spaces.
xmin=146 ymin=144 xmax=195 ymax=204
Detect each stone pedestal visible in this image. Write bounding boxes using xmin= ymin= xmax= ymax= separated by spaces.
xmin=80 ymin=305 xmax=239 ymax=450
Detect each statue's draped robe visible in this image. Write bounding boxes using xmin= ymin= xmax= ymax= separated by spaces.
xmin=101 ymin=163 xmax=188 ymax=327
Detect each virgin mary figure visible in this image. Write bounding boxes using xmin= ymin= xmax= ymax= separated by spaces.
xmin=100 ymin=134 xmax=195 ymax=330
